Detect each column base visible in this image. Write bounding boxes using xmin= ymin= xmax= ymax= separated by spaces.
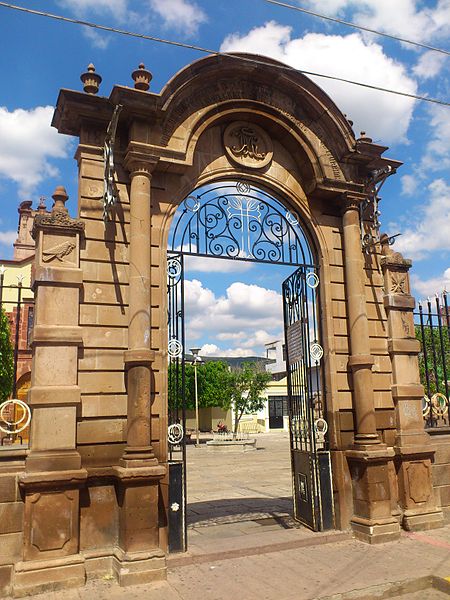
xmin=13 ymin=555 xmax=85 ymax=598
xmin=112 ymin=547 xmax=166 ymax=587
xmin=351 ymin=516 xmax=401 ymax=544
xmin=402 ymin=508 xmax=444 ymax=532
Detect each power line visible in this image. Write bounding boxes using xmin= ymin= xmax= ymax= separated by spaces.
xmin=0 ymin=1 xmax=449 ymax=108
xmin=264 ymin=0 xmax=450 ymax=57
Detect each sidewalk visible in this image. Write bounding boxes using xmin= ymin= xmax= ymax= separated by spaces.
xmin=7 ymin=524 xmax=450 ymax=600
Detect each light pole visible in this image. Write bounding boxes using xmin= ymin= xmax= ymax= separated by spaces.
xmin=190 ymin=347 xmax=201 ymax=447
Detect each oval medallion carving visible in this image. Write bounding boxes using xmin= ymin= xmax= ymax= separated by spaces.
xmin=224 ymin=121 xmax=273 ymax=169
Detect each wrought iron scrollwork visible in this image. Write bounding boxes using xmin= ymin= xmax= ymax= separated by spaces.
xmin=360 ymin=165 xmax=396 ymax=253
xmin=103 ymin=104 xmax=123 ymax=223
xmin=170 ymin=181 xmax=314 ymax=267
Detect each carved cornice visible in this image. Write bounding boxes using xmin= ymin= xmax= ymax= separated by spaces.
xmin=32 ymin=211 xmax=85 ymax=239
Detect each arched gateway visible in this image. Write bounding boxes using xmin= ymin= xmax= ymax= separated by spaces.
xmin=1 ymin=55 xmax=443 ymax=596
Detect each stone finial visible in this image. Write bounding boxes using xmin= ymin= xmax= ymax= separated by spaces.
xmin=38 ymin=196 xmax=47 ymax=213
xmin=132 ymin=63 xmax=152 ymax=91
xmin=80 ymin=63 xmax=102 ymax=94
xmin=357 ymin=131 xmax=373 ymax=143
xmin=51 ymin=186 xmax=69 ymax=214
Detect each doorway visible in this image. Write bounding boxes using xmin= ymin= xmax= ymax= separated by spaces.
xmin=167 ymin=180 xmax=334 ymax=552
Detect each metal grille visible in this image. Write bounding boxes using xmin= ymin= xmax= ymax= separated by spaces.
xmin=416 ymin=293 xmax=450 ymax=428
xmin=0 ymin=271 xmax=33 ymax=446
xmin=169 ymin=181 xmax=314 ymax=267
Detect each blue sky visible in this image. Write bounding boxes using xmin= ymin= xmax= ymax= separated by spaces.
xmin=0 ymin=0 xmax=449 ymax=357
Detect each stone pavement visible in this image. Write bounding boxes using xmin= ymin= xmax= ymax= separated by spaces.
xmin=5 ymin=433 xmax=450 ymax=599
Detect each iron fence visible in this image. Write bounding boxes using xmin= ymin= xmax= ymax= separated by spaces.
xmin=415 ymin=292 xmax=450 ymax=429
xmin=0 ymin=269 xmax=33 ymax=445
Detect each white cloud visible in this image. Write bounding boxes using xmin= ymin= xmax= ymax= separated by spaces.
xmin=148 ymin=0 xmax=207 ymax=36
xmin=0 ymin=231 xmax=17 ymax=246
xmin=186 ymin=255 xmax=253 ymax=273
xmin=411 ymin=267 xmax=450 ymax=298
xmin=413 ymin=51 xmax=447 ymax=80
xmin=421 ymin=105 xmax=450 ymax=173
xmin=303 ymin=0 xmax=450 ymax=44
xmin=394 ymin=178 xmax=450 ymax=260
xmin=200 ymin=343 xmax=256 ymax=358
xmin=58 ymin=0 xmax=129 ymax=21
xmin=401 ymin=174 xmax=417 ymax=196
xmin=221 ymin=23 xmax=417 ymax=143
xmin=185 ymin=279 xmax=283 ymax=355
xmin=0 ymin=106 xmax=71 ymax=198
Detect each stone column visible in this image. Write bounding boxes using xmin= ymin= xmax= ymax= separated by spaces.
xmin=15 ymin=187 xmax=87 ymax=595
xmin=381 ymin=236 xmax=443 ymax=531
xmin=112 ymin=151 xmax=166 ymax=586
xmin=341 ymin=195 xmax=400 ymax=543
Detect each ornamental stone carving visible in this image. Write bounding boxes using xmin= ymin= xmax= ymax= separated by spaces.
xmin=223 ymin=121 xmax=273 ymax=169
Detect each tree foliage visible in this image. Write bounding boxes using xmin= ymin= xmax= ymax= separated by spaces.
xmin=0 ymin=308 xmax=14 ymax=402
xmin=225 ymin=362 xmax=272 ymax=435
xmin=168 ymin=360 xmax=233 ymax=412
xmin=415 ymin=324 xmax=449 ymax=395
xmin=168 ymin=360 xmax=271 ymax=434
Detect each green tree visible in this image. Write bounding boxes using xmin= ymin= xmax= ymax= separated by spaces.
xmin=225 ymin=362 xmax=272 ymax=436
xmin=0 ymin=308 xmax=14 ymax=402
xmin=415 ymin=324 xmax=449 ymax=395
xmin=168 ymin=360 xmax=233 ymax=412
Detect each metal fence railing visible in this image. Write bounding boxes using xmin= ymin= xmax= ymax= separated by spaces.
xmin=0 ymin=268 xmax=33 ymax=445
xmin=415 ymin=292 xmax=450 ymax=429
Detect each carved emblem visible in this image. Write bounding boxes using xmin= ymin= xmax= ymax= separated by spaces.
xmin=401 ymin=312 xmax=411 ymax=336
xmin=224 ymin=121 xmax=273 ymax=169
xmin=230 ymin=126 xmax=266 ymax=160
xmin=391 ymin=273 xmax=407 ymax=294
xmin=42 ymin=240 xmax=76 ymax=263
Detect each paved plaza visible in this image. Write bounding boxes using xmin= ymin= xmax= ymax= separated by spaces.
xmin=5 ymin=433 xmax=450 ymax=599
xmin=186 ymin=431 xmax=294 ymax=539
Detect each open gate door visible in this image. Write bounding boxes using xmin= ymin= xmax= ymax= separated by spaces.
xmin=282 ymin=266 xmax=334 ymax=531
xmin=167 ymin=253 xmax=187 ymax=552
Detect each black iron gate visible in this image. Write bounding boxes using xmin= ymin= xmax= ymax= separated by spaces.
xmin=166 ymin=179 xmax=335 ymax=549
xmin=282 ymin=266 xmax=334 ymax=531
xmin=167 ymin=253 xmax=187 ymax=552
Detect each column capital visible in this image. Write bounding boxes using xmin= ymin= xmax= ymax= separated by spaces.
xmin=124 ymin=146 xmax=159 ymax=177
xmin=340 ymin=191 xmax=366 ymax=214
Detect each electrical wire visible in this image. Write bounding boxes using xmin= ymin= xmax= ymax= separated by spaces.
xmin=0 ymin=1 xmax=449 ymax=107
xmin=264 ymin=0 xmax=450 ymax=57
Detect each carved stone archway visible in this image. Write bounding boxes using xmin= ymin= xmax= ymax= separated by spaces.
xmin=1 ymin=54 xmax=442 ymax=596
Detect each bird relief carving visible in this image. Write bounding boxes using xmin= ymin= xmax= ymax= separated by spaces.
xmin=42 ymin=240 xmax=76 ymax=264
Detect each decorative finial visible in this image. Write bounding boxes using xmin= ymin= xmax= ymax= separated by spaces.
xmin=38 ymin=196 xmax=47 ymax=213
xmin=357 ymin=131 xmax=372 ymax=143
xmin=80 ymin=63 xmax=102 ymax=94
xmin=132 ymin=62 xmax=152 ymax=91
xmin=51 ymin=186 xmax=69 ymax=214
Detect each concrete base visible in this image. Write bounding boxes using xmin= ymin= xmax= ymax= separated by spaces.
xmin=351 ymin=517 xmax=401 ymax=544
xmin=13 ymin=554 xmax=86 ymax=598
xmin=206 ymin=439 xmax=257 ymax=452
xmin=402 ymin=508 xmax=444 ymax=532
xmin=112 ymin=547 xmax=166 ymax=587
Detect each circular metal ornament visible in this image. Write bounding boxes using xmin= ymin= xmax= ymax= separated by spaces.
xmin=184 ymin=196 xmax=200 ymax=212
xmin=168 ymin=423 xmax=184 ymax=445
xmin=306 ymin=272 xmax=320 ymax=289
xmin=285 ymin=210 xmax=299 ymax=227
xmin=168 ymin=339 xmax=183 ymax=358
xmin=236 ymin=181 xmax=250 ymax=194
xmin=314 ymin=418 xmax=328 ymax=435
xmin=431 ymin=392 xmax=448 ymax=416
xmin=310 ymin=343 xmax=323 ymax=362
xmin=422 ymin=395 xmax=431 ymax=417
xmin=167 ymin=257 xmax=182 ymax=280
xmin=171 ymin=502 xmax=180 ymax=512
xmin=0 ymin=399 xmax=31 ymax=435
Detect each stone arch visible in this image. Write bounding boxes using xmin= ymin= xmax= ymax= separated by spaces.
xmin=11 ymin=51 xmax=441 ymax=598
